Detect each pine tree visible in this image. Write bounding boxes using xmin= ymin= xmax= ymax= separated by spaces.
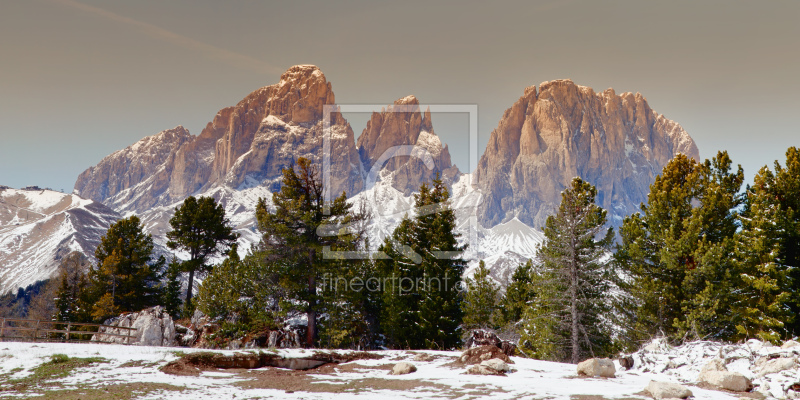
xmin=255 ymin=157 xmax=369 ymax=347
xmin=769 ymin=147 xmax=800 ymax=336
xmin=161 ymin=259 xmax=184 ymax=319
xmin=462 ymin=261 xmax=499 ymax=330
xmin=733 ymin=166 xmax=791 ymax=342
xmin=616 ymin=152 xmax=744 ymax=341
xmin=378 ymin=177 xmax=467 ymax=350
xmin=167 ymin=196 xmax=238 ymax=314
xmin=319 ymin=256 xmax=382 ymax=349
xmin=496 ymin=260 xmax=535 ymax=328
xmin=521 ymin=177 xmax=613 ymax=363
xmin=85 ymin=216 xmax=165 ymax=322
xmin=732 ymin=147 xmax=800 ymax=341
xmin=54 ymin=252 xmax=91 ymax=323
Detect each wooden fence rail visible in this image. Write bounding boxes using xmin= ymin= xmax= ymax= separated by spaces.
xmin=0 ymin=318 xmax=137 ymax=345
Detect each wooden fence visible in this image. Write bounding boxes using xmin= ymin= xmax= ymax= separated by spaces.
xmin=0 ymin=318 xmax=137 ymax=345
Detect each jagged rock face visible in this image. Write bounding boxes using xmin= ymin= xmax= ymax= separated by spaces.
xmin=74 ymin=65 xmax=364 ymax=213
xmin=357 ymin=96 xmax=458 ymax=195
xmin=476 ymin=79 xmax=699 ymax=228
xmin=74 ymin=126 xmax=192 ymax=206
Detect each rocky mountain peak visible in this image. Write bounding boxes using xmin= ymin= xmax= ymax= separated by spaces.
xmin=357 ymin=96 xmax=457 ymax=195
xmin=476 ymin=79 xmax=700 ymax=229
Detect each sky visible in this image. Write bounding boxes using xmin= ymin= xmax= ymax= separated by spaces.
xmin=1 ymin=0 xmax=798 ymax=192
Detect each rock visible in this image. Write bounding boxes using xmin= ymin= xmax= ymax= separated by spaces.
xmin=577 ymin=358 xmax=616 ymax=378
xmin=475 ymin=80 xmax=699 ymax=229
xmin=698 ymin=357 xmax=753 ymax=392
xmin=619 ymin=355 xmax=635 ymax=369
xmin=356 ymin=96 xmax=458 ymax=195
xmin=390 ymin=362 xmax=417 ymax=375
xmin=700 ymin=370 xmax=753 ymax=392
xmin=74 ymin=64 xmax=366 ymax=237
xmin=783 ymin=340 xmax=800 ymax=349
xmin=459 ymin=345 xmax=513 ymax=365
xmin=759 ymin=357 xmax=796 ymax=376
xmin=191 ymin=309 xmax=206 ymax=327
xmin=701 ymin=358 xmax=727 ymax=374
xmin=94 ymin=306 xmax=176 ymax=346
xmin=466 ymin=364 xmax=506 ymax=376
xmin=463 ymin=329 xmax=517 ymax=357
xmin=645 ymin=380 xmax=693 ymax=399
xmin=412 ymin=353 xmax=435 ymax=362
xmin=227 ymin=340 xmax=242 ymax=350
xmin=480 ymin=358 xmax=510 ymax=373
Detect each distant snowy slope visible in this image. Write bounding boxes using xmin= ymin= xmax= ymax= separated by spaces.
xmin=351 ymin=173 xmax=543 ymax=286
xmin=0 ymin=187 xmax=120 ymax=293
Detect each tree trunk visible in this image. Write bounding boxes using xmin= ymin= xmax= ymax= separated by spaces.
xmin=186 ymin=269 xmax=195 ymax=306
xmin=571 ymin=264 xmax=579 ymax=364
xmin=306 ymin=249 xmax=316 ymax=348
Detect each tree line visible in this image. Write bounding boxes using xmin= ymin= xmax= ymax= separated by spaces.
xmin=8 ymin=147 xmax=798 ymax=363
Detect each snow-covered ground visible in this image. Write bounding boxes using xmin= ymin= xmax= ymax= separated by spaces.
xmin=0 ymin=341 xmax=745 ymax=400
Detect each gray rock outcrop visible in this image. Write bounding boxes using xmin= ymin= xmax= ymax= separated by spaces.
xmin=95 ymin=306 xmax=176 ymax=346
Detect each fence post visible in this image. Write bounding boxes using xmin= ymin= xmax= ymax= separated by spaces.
xmin=33 ymin=321 xmax=39 ymax=342
xmin=0 ymin=318 xmax=4 ymax=340
xmin=66 ymin=322 xmax=71 ymax=342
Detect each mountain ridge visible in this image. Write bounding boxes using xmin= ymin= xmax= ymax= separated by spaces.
xmin=0 ymin=65 xmax=699 ymax=293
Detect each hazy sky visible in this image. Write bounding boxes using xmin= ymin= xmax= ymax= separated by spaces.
xmin=1 ymin=0 xmax=798 ymax=192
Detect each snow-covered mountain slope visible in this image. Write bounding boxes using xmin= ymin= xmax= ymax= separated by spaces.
xmin=129 ymin=172 xmax=542 ymax=289
xmin=0 ymin=187 xmax=120 ymax=293
xmin=351 ymin=173 xmax=543 ymax=286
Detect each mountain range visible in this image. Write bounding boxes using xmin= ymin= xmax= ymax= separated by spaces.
xmin=0 ymin=65 xmax=699 ymax=293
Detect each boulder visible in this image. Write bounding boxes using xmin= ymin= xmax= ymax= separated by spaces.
xmin=645 ymin=380 xmax=693 ymax=399
xmin=619 ymin=355 xmax=635 ymax=370
xmin=412 ymin=353 xmax=435 ymax=362
xmin=700 ymin=371 xmax=753 ymax=392
xmin=759 ymin=357 xmax=796 ymax=376
xmin=94 ymin=306 xmax=175 ymax=346
xmin=783 ymin=340 xmax=800 ymax=349
xmin=459 ymin=345 xmax=513 ymax=365
xmin=480 ymin=358 xmax=510 ymax=373
xmin=577 ymin=358 xmax=616 ymax=378
xmin=466 ymin=364 xmax=506 ymax=376
xmin=463 ymin=329 xmax=517 ymax=356
xmin=698 ymin=358 xmax=752 ymax=392
xmin=390 ymin=362 xmax=417 ymax=375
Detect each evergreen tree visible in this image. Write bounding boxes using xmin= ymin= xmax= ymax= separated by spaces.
xmin=167 ymin=196 xmax=238 ymax=313
xmin=733 ymin=147 xmax=800 ymax=341
xmin=616 ymin=152 xmax=744 ymax=341
xmin=161 ymin=259 xmax=184 ymax=319
xmin=85 ymin=216 xmax=165 ymax=322
xmin=319 ymin=256 xmax=382 ymax=349
xmin=197 ymin=244 xmax=286 ymax=336
xmin=496 ymin=260 xmax=535 ymax=328
xmin=769 ymin=148 xmax=800 ymax=336
xmin=521 ymin=177 xmax=613 ymax=363
xmin=255 ymin=157 xmax=369 ymax=347
xmin=462 ymin=261 xmax=499 ymax=330
xmin=378 ymin=177 xmax=467 ymax=349
xmin=54 ymin=252 xmax=91 ymax=323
